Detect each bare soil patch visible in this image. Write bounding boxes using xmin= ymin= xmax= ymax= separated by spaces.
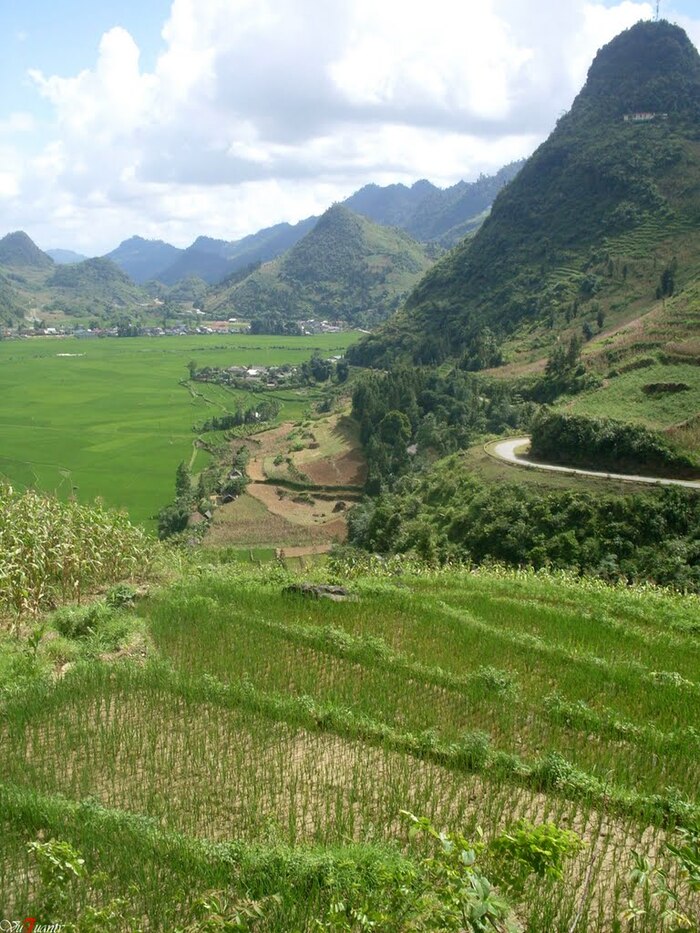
xmin=218 ymin=413 xmax=364 ymax=549
xmin=248 ymin=483 xmax=347 ymax=541
xmin=203 ymin=492 xmax=332 ymax=547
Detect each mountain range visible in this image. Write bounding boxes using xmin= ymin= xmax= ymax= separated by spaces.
xmin=100 ymin=165 xmax=521 ymax=286
xmin=0 ymin=165 xmax=519 ymax=328
xmin=349 ymin=20 xmax=700 ymax=369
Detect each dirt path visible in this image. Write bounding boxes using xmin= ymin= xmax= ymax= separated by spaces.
xmin=490 ymin=436 xmax=700 ymax=489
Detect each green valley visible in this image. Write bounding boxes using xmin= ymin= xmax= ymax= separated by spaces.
xmin=0 ymin=333 xmax=358 ymax=525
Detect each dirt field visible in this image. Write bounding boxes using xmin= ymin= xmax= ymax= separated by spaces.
xmin=247 ymin=483 xmax=348 ymax=539
xmin=209 ymin=412 xmax=365 ymax=549
xmin=203 ymin=492 xmax=337 ymax=548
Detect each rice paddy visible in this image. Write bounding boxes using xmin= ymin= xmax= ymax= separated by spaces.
xmin=0 ymin=333 xmax=358 ymax=525
xmin=2 ymin=562 xmax=699 ymax=930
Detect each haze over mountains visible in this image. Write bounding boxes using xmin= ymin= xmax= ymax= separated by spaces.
xmin=99 ymin=165 xmax=523 ymax=286
xmin=350 ymin=20 xmax=700 ymax=369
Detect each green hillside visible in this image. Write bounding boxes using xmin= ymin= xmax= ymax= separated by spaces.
xmin=0 ymin=233 xmax=151 ymax=325
xmin=45 ymin=257 xmax=147 ymax=316
xmin=350 ymin=20 xmax=700 ymax=369
xmin=0 ymin=231 xmax=54 ymax=270
xmin=0 ymin=272 xmax=25 ymax=326
xmin=208 ymin=204 xmax=435 ymax=327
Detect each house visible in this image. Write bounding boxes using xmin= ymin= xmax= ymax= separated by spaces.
xmin=623 ymin=112 xmax=668 ymax=122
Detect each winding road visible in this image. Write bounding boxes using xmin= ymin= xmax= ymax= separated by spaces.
xmin=491 ymin=437 xmax=700 ymax=490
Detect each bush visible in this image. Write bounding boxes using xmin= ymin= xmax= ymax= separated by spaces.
xmin=530 ymin=411 xmax=698 ymax=476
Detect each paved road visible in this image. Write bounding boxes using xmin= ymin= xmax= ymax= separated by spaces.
xmin=491 ymin=437 xmax=700 ymax=490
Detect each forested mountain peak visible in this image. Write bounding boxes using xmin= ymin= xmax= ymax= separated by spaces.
xmin=206 ymin=204 xmax=434 ymax=328
xmin=0 ymin=231 xmax=54 ymax=270
xmin=572 ymin=19 xmax=700 ymax=123
xmin=349 ymin=21 xmax=700 ymax=369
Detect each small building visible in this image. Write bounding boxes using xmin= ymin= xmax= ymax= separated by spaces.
xmin=623 ymin=112 xmax=668 ymax=122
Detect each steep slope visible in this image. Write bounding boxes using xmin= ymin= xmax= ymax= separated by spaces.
xmin=0 ymin=231 xmax=54 ymax=270
xmin=0 ymin=272 xmax=25 ymax=325
xmin=207 ymin=204 xmax=435 ymax=326
xmin=105 ymin=237 xmax=183 ymax=284
xmin=47 ymin=258 xmax=146 ymax=315
xmin=350 ymin=21 xmax=700 ymax=368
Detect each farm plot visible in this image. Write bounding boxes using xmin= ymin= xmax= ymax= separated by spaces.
xmin=200 ymin=489 xmax=335 ymax=548
xmin=146 ymin=574 xmax=700 ymax=803
xmin=204 ymin=410 xmax=365 ymax=548
xmin=2 ymin=565 xmax=699 ymax=931
xmin=0 ymin=663 xmax=689 ymax=933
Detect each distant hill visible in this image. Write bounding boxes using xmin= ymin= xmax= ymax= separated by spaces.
xmin=349 ymin=20 xmax=700 ymax=368
xmin=105 ymin=237 xmax=183 ymax=284
xmin=157 ymin=217 xmax=318 ymax=285
xmin=90 ymin=166 xmax=517 ymax=290
xmin=344 ymin=162 xmax=524 ymax=246
xmin=47 ymin=257 xmax=146 ymax=314
xmin=0 ymin=231 xmax=54 ymax=270
xmin=46 ymin=249 xmax=89 ymax=265
xmin=207 ymin=204 xmax=435 ymax=326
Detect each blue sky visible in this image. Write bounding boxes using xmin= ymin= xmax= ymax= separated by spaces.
xmin=1 ymin=1 xmax=170 ymax=113
xmin=1 ymin=0 xmax=698 ymax=254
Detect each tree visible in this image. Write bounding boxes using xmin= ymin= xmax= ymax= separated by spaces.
xmin=379 ymin=410 xmax=411 ymax=450
xmin=175 ymin=461 xmax=191 ymax=498
xmin=336 ymin=359 xmax=349 ymax=383
xmin=309 ymin=354 xmax=333 ymax=382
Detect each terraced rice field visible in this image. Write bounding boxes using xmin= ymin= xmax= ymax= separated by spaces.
xmin=2 ymin=564 xmax=698 ymax=930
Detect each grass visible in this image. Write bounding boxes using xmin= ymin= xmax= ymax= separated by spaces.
xmin=143 ymin=572 xmax=700 ymax=800
xmin=467 ymin=443 xmax=657 ymax=495
xmin=0 ymin=333 xmax=358 ymax=526
xmin=564 ymin=361 xmax=700 ymax=439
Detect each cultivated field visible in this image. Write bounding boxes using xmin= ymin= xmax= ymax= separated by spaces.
xmin=0 ymin=333 xmax=358 ymax=525
xmin=2 ymin=563 xmax=698 ymax=930
xmin=204 ymin=411 xmax=365 ymax=550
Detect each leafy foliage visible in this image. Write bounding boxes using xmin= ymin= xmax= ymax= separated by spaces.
xmin=530 ymin=411 xmax=698 ymax=475
xmin=0 ymin=484 xmax=151 ymax=617
xmin=348 ymin=456 xmax=700 ymax=590
xmin=351 ymin=367 xmax=534 ymax=491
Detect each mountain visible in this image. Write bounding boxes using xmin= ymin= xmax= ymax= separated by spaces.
xmin=349 ymin=20 xmax=700 ymax=368
xmin=344 ymin=162 xmax=524 ymax=246
xmin=46 ymin=257 xmax=146 ymax=315
xmin=0 ymin=231 xmax=54 ymax=270
xmin=46 ymin=249 xmax=89 ymax=265
xmin=105 ymin=236 xmax=183 ymax=284
xmin=93 ymin=166 xmax=517 ymax=290
xmin=206 ymin=204 xmax=435 ymax=326
xmin=157 ymin=217 xmax=318 ymax=285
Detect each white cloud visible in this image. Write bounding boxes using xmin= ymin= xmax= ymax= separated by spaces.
xmin=6 ymin=0 xmax=697 ymax=252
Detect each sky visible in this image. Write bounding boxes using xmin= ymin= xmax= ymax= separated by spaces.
xmin=1 ymin=0 xmax=699 ymax=255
